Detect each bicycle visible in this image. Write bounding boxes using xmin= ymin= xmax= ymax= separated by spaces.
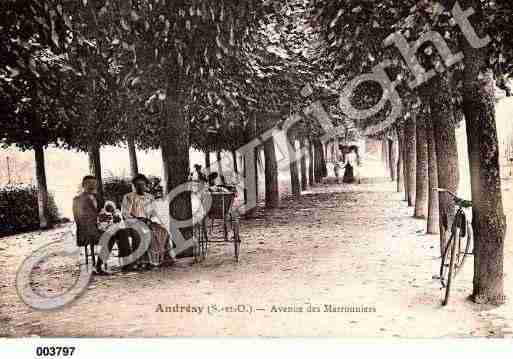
xmin=435 ymin=188 xmax=474 ymax=306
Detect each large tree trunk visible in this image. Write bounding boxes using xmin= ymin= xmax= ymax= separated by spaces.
xmin=414 ymin=110 xmax=429 ymax=219
xmin=128 ymin=136 xmax=139 ymax=178
xmin=396 ymin=126 xmax=405 ymax=194
xmin=264 ymin=138 xmax=280 ymax=208
xmin=426 ymin=117 xmax=440 ymax=234
xmin=429 ymin=74 xmax=459 ymax=258
xmin=161 ymin=146 xmax=170 ymax=195
xmin=288 ymin=136 xmax=301 ymax=198
xmin=308 ymin=140 xmax=315 ymax=185
xmin=34 ymin=144 xmax=49 ymax=229
xmin=465 ymin=90 xmax=506 ymax=304
xmin=459 ymin=4 xmax=506 ymax=303
xmin=161 ymin=96 xmax=192 ymax=243
xmin=88 ymin=143 xmax=104 ymax=205
xmin=300 ymin=138 xmax=308 ymax=190
xmin=403 ymin=116 xmax=417 ymax=207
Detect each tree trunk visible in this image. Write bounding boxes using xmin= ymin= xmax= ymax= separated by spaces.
xmin=288 ymin=137 xmax=301 ymax=198
xmin=331 ymin=140 xmax=336 ymax=163
xmin=402 ymin=137 xmax=409 ymax=201
xmin=88 ymin=143 xmax=104 ymax=206
xmin=396 ymin=126 xmax=405 ymax=193
xmin=459 ymin=4 xmax=506 ymax=303
xmin=313 ymin=139 xmax=325 ymax=182
xmin=429 ymin=74 xmax=459 ymax=258
xmin=321 ymin=142 xmax=328 ymax=178
xmin=308 ymin=140 xmax=315 ymax=185
xmin=204 ymin=151 xmax=211 ymax=175
xmin=264 ymin=138 xmax=280 ymax=208
xmin=34 ymin=144 xmax=49 ymax=229
xmin=403 ymin=116 xmax=417 ymax=207
xmin=426 ymin=117 xmax=440 ymax=234
xmin=243 ymin=154 xmax=248 ymax=205
xmin=161 ymin=95 xmax=192 ymax=243
xmin=465 ymin=94 xmax=506 ymax=304
xmin=232 ymin=150 xmax=238 ymax=174
xmin=241 ymin=148 xmax=256 ymax=211
xmin=255 ymin=147 xmax=260 ymax=202
xmin=388 ymin=139 xmax=396 ymax=181
xmin=414 ymin=110 xmax=429 ymax=219
xmin=161 ymin=146 xmax=170 ymax=195
xmin=128 ymin=136 xmax=139 ymax=178
xmin=382 ymin=138 xmax=390 ymax=177
xmin=216 ymin=151 xmax=223 ymax=177
xmin=300 ymin=138 xmax=309 ymax=190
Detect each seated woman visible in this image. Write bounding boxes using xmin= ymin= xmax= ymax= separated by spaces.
xmin=121 ymin=174 xmax=175 ymax=270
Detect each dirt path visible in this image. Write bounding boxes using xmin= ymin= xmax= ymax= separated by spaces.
xmin=1 ymin=165 xmax=512 ymax=337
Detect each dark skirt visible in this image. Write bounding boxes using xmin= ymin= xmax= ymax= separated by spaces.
xmin=343 ymin=163 xmax=355 ymax=183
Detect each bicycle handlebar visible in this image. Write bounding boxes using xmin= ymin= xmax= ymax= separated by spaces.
xmin=433 ymin=188 xmax=472 ymax=208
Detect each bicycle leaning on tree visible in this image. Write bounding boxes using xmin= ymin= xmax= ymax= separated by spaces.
xmin=436 ymin=188 xmax=474 ymax=306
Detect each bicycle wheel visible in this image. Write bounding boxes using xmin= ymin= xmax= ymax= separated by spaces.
xmin=440 ymin=234 xmax=452 ymax=285
xmin=443 ymin=226 xmax=459 ymax=306
xmin=454 ymin=222 xmax=472 ymax=275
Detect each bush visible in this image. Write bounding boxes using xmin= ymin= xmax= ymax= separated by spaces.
xmin=103 ymin=175 xmax=163 ymax=209
xmin=0 ymin=185 xmax=60 ymax=237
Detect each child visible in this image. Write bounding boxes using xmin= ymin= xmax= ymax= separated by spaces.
xmin=97 ymin=201 xmax=127 ymax=269
xmin=98 ymin=201 xmax=124 ymax=232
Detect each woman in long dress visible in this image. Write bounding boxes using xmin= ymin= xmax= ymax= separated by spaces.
xmin=121 ymin=174 xmax=175 ymax=268
xmin=343 ymin=145 xmax=361 ymax=184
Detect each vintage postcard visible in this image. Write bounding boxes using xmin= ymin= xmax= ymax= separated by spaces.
xmin=1 ymin=0 xmax=513 ymax=352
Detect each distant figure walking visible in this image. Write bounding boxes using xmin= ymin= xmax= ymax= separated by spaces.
xmin=343 ymin=145 xmax=361 ymax=184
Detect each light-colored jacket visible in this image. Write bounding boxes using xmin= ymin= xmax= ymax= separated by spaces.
xmin=121 ymin=192 xmax=162 ymax=224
